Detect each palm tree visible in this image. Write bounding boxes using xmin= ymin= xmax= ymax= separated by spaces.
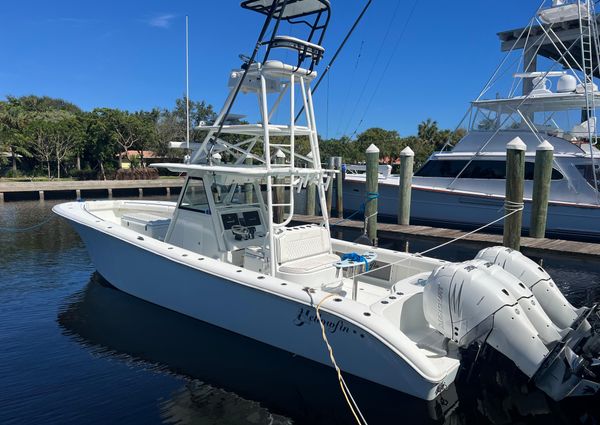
xmin=417 ymin=118 xmax=440 ymax=143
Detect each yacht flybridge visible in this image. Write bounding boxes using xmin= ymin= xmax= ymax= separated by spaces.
xmin=344 ymin=0 xmax=600 ymax=240
xmin=54 ymin=1 xmax=600 ymax=402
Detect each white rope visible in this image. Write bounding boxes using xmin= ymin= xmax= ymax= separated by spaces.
xmin=315 ymin=293 xmax=369 ymax=425
xmin=0 ymin=215 xmax=56 ymax=233
xmin=504 ymin=200 xmax=524 ymax=212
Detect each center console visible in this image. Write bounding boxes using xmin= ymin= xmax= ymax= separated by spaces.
xmin=219 ymin=208 xmax=267 ymax=250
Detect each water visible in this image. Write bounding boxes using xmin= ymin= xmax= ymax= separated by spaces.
xmin=2 ymin=199 xmax=600 ymax=425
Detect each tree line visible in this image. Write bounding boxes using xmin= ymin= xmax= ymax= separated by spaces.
xmin=0 ymin=95 xmax=464 ymax=179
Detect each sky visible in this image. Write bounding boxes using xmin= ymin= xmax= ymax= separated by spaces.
xmin=0 ymin=0 xmax=545 ymax=138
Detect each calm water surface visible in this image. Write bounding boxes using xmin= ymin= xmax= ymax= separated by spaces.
xmin=2 ymin=199 xmax=600 ymax=424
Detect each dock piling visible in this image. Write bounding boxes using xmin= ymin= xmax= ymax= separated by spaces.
xmin=365 ymin=144 xmax=380 ymax=245
xmin=326 ymin=157 xmax=334 ymax=216
xmin=333 ymin=156 xmax=344 ymax=218
xmin=245 ymin=157 xmax=254 ymax=204
xmin=398 ymin=147 xmax=414 ymax=225
xmin=38 ymin=191 xmax=44 ymax=201
xmin=530 ymin=140 xmax=554 ymax=238
xmin=503 ymin=137 xmax=526 ymax=250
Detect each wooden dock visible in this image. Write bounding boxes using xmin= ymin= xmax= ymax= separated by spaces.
xmin=294 ymin=214 xmax=600 ymax=259
xmin=0 ymin=179 xmax=184 ymax=202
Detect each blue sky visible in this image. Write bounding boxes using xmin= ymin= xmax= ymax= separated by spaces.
xmin=0 ymin=0 xmax=541 ymax=138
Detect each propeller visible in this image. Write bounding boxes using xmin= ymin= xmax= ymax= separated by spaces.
xmin=565 ymin=346 xmax=599 ymax=379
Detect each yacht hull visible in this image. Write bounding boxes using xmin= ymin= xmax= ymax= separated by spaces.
xmin=56 ymin=205 xmax=456 ymax=401
xmin=343 ymin=178 xmax=600 ymax=240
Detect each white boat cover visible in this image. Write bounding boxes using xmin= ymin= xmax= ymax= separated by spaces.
xmin=539 ymin=3 xmax=589 ymax=24
xmin=241 ymin=0 xmax=330 ymax=19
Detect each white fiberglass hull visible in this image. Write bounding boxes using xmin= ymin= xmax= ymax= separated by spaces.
xmin=53 ymin=201 xmax=458 ymax=401
xmin=343 ymin=178 xmax=600 ymax=240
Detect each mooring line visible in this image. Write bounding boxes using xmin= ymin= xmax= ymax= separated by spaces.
xmin=315 ymin=293 xmax=369 ymax=425
xmin=0 ymin=215 xmax=57 ymax=233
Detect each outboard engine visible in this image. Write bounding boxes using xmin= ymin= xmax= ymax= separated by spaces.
xmin=476 ymin=246 xmax=582 ymax=329
xmin=423 ymin=248 xmax=600 ymax=401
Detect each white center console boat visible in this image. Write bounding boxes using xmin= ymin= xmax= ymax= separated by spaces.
xmin=54 ymin=0 xmax=600 ymax=402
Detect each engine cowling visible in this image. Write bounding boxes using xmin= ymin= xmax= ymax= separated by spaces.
xmin=475 ymin=246 xmax=579 ymax=329
xmin=423 ymin=261 xmax=549 ymax=377
xmin=423 ymin=248 xmax=600 ymax=401
xmin=469 ymin=259 xmax=563 ymax=345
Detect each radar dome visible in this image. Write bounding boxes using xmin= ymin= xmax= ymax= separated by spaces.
xmin=557 ymin=74 xmax=576 ymax=93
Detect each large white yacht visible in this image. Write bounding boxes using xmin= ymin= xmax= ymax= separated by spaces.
xmin=54 ymin=0 xmax=600 ymax=403
xmin=344 ymin=0 xmax=600 ymax=240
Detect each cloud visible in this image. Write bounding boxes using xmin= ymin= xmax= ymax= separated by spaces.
xmin=147 ymin=14 xmax=175 ymax=29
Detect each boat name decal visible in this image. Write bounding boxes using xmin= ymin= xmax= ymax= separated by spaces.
xmin=293 ymin=307 xmax=350 ymax=334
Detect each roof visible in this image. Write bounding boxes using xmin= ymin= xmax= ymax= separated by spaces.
xmin=473 ymin=91 xmax=600 ymax=113
xmin=241 ymin=0 xmax=330 ymax=20
xmin=119 ymin=150 xmax=163 ymax=159
xmin=497 ymin=14 xmax=600 ymax=78
xmin=451 ymin=131 xmax=584 ymax=155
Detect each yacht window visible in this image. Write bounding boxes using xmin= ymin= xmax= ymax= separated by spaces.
xmin=415 ymin=160 xmax=469 ymax=178
xmin=180 ymin=178 xmax=210 ymax=213
xmin=416 ymin=160 xmax=564 ymax=180
xmin=524 ymin=163 xmax=564 ymax=181
xmin=462 ymin=161 xmax=506 ymax=179
xmin=575 ymin=164 xmax=600 ymax=191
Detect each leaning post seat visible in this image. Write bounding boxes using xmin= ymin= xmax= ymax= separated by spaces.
xmin=273 ymin=224 xmax=339 ymax=285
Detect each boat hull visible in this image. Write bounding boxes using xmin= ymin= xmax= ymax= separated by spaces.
xmin=343 ymin=178 xmax=600 ymax=240
xmin=64 ymin=217 xmax=455 ymax=401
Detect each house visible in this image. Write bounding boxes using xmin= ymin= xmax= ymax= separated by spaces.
xmin=118 ymin=150 xmax=163 ymax=169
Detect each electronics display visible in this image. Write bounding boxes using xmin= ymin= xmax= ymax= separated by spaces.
xmin=243 ymin=210 xmax=261 ymax=226
xmin=221 ymin=213 xmax=240 ymax=230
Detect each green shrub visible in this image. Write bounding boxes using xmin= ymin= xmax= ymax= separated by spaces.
xmin=5 ymin=169 xmax=23 ymax=178
xmin=69 ymin=168 xmax=98 ymax=180
xmin=115 ymin=168 xmax=159 ymax=180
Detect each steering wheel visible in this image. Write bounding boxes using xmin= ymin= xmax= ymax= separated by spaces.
xmin=231 ymin=224 xmax=251 ymax=240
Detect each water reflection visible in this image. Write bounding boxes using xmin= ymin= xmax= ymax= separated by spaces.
xmin=0 ymin=200 xmax=85 ymax=266
xmin=58 ymin=272 xmax=600 ymax=425
xmin=58 ymin=274 xmax=458 ymax=425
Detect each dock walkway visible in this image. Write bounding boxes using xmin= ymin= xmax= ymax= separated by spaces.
xmin=294 ymin=214 xmax=600 ymax=259
xmin=0 ymin=179 xmax=185 ymax=201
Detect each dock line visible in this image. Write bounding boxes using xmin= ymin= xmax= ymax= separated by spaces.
xmin=0 ymin=215 xmax=57 ymax=233
xmin=315 ymin=293 xmax=369 ymax=425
